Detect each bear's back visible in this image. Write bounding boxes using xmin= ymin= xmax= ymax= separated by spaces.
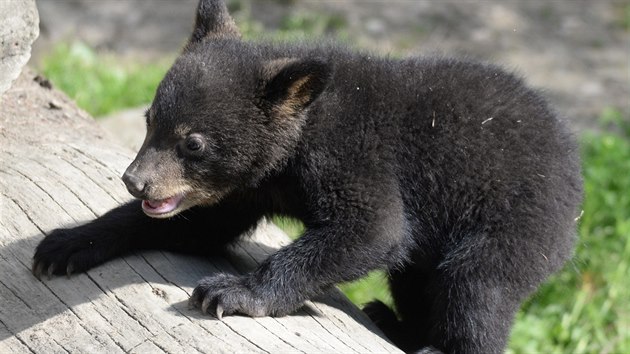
xmin=294 ymin=48 xmax=581 ymax=258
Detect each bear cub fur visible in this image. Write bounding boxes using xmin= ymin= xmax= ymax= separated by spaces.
xmin=33 ymin=0 xmax=583 ymax=352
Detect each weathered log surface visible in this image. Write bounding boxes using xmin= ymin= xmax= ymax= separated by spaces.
xmin=0 ymin=70 xmax=402 ymax=353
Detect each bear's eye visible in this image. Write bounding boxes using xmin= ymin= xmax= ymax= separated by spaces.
xmin=184 ymin=134 xmax=205 ymax=154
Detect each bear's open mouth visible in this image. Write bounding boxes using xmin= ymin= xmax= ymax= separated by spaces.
xmin=141 ymin=194 xmax=185 ymax=217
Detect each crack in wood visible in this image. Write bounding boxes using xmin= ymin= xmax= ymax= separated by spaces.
xmin=0 ymin=317 xmax=36 ymax=354
xmin=218 ymin=319 xmax=271 ymax=354
xmin=61 ymin=145 xmax=128 ymax=203
xmin=8 ymin=197 xmax=46 ymax=236
xmin=49 ymin=336 xmax=71 ymax=354
xmin=0 ymin=277 xmax=35 ymax=312
xmin=5 ymin=253 xmax=128 ymax=353
xmin=23 ymin=157 xmax=101 ymax=218
xmin=68 ymin=145 xmax=128 ymax=181
xmin=4 ymin=165 xmax=79 ymax=223
xmin=57 ymin=153 xmax=123 ymax=206
xmin=87 ymin=300 xmax=134 ymax=352
xmin=111 ymin=293 xmax=157 ymax=337
xmin=303 ymin=305 xmax=361 ymax=353
xmin=31 ymin=276 xmax=123 ymax=353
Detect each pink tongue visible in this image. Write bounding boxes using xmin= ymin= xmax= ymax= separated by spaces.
xmin=147 ymin=200 xmax=169 ymax=209
xmin=142 ymin=195 xmax=182 ymax=214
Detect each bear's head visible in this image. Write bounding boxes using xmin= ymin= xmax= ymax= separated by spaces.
xmin=122 ymin=0 xmax=331 ymax=218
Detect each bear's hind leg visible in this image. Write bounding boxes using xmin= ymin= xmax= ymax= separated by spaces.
xmin=363 ymin=266 xmax=440 ymax=352
xmin=378 ymin=250 xmax=531 ymax=353
xmin=420 ymin=271 xmax=523 ymax=354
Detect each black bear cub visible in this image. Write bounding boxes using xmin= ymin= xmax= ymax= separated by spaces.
xmin=33 ymin=0 xmax=583 ymax=352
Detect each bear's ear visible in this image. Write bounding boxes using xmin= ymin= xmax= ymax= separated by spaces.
xmin=259 ymin=58 xmax=332 ymax=119
xmin=186 ymin=0 xmax=240 ymax=47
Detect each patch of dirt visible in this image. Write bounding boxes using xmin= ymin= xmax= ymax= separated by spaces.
xmin=0 ymin=68 xmax=107 ymax=148
xmin=32 ymin=0 xmax=629 ymax=133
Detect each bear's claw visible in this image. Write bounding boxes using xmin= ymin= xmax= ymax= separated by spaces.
xmin=189 ymin=273 xmax=269 ymax=319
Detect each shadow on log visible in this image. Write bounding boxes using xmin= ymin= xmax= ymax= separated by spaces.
xmin=0 ymin=69 xmax=402 ymax=353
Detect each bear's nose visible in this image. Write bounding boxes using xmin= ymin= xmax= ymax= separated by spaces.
xmin=122 ymin=172 xmax=147 ymax=199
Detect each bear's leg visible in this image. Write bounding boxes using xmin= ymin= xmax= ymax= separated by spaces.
xmin=189 ymin=185 xmax=412 ymax=318
xmin=371 ymin=266 xmax=522 ymax=353
xmin=368 ymin=245 xmax=532 ymax=354
xmin=33 ymin=198 xmax=263 ymax=278
xmin=419 ymin=225 xmax=566 ymax=354
xmin=364 ymin=266 xmax=441 ymax=352
xmin=416 ymin=271 xmax=522 ymax=354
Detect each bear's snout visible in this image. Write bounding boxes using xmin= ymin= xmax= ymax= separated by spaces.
xmin=122 ymin=171 xmax=147 ymax=199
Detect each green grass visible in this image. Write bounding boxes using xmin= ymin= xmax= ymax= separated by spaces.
xmin=39 ymin=33 xmax=629 ymax=353
xmin=38 ymin=42 xmax=170 ymax=117
xmin=618 ymin=2 xmax=630 ymax=31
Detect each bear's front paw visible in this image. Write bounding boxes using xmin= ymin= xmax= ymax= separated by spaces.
xmin=189 ymin=273 xmax=270 ymax=319
xmin=32 ymin=228 xmax=100 ymax=279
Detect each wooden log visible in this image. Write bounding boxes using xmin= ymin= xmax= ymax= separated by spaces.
xmin=0 ymin=69 xmax=402 ymax=353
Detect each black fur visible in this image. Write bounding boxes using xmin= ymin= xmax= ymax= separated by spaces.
xmin=33 ymin=1 xmax=583 ymax=353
